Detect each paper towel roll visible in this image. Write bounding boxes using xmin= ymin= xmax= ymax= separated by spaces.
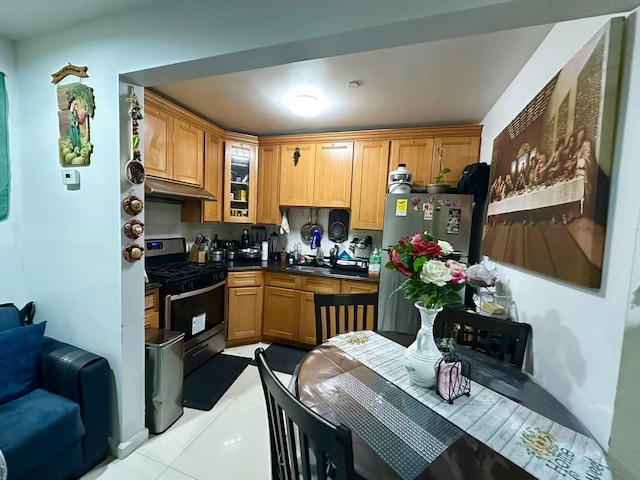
xmin=261 ymin=241 xmax=269 ymax=261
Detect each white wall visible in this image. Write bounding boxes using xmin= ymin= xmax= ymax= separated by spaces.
xmin=0 ymin=35 xmax=25 ymax=305
xmin=480 ymin=13 xmax=639 ymax=448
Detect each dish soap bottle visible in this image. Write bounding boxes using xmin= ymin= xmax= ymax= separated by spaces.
xmin=368 ymin=246 xmax=381 ymax=278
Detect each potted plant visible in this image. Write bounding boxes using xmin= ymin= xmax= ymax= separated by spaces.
xmin=426 ymin=147 xmax=451 ymax=193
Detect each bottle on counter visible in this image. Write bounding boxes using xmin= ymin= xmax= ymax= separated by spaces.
xmin=368 ymin=246 xmax=381 ymax=278
xmin=211 ymin=234 xmax=220 ymax=250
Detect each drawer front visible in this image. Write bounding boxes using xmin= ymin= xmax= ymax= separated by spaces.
xmin=145 ymin=288 xmax=159 ymax=311
xmin=227 ymin=271 xmax=264 ymax=288
xmin=144 ymin=311 xmax=159 ymax=329
xmin=340 ymin=280 xmax=379 ymax=294
xmin=300 ymin=276 xmax=340 ymax=294
xmin=265 ymin=272 xmax=300 ymax=290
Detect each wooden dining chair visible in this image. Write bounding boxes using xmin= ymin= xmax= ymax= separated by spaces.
xmin=255 ymin=348 xmax=356 ymax=480
xmin=434 ymin=308 xmax=532 ymax=368
xmin=314 ymin=293 xmax=379 ymax=345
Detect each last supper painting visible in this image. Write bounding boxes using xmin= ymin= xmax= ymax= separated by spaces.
xmin=482 ymin=18 xmax=623 ymax=289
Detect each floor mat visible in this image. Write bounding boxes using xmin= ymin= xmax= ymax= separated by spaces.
xmin=183 ymin=354 xmax=251 ymax=411
xmin=251 ymin=344 xmax=308 ymax=375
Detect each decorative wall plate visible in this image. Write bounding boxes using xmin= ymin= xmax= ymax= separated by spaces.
xmin=123 ymin=242 xmax=144 ymax=262
xmin=122 ymin=194 xmax=144 ymax=215
xmin=125 ymin=159 xmax=146 ymax=185
xmin=123 ymin=218 xmax=145 ymax=239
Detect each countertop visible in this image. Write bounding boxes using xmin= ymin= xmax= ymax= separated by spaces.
xmin=224 ymin=260 xmax=380 ymax=283
xmin=145 ymin=281 xmax=162 ymax=290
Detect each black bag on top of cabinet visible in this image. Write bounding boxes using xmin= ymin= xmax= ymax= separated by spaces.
xmin=457 ymin=163 xmax=490 ymax=202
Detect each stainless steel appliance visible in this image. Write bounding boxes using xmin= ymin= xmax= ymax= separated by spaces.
xmin=144 ymin=328 xmax=185 ymax=433
xmin=145 ymin=238 xmax=227 ymax=375
xmin=378 ymin=193 xmax=474 ymax=333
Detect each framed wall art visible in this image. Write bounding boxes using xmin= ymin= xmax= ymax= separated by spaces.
xmin=482 ymin=18 xmax=623 ymax=288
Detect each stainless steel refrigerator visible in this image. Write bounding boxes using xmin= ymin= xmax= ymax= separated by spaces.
xmin=378 ymin=193 xmax=474 ymax=333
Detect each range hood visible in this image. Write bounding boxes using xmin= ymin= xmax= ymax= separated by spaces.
xmin=144 ymin=177 xmax=217 ymax=202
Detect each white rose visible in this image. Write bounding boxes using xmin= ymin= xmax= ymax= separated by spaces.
xmin=438 ymin=240 xmax=454 ymax=256
xmin=420 ymin=260 xmax=453 ymax=287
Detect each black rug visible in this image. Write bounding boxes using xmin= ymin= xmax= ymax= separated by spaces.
xmin=251 ymin=344 xmax=308 ymax=375
xmin=183 ymin=354 xmax=251 ymax=411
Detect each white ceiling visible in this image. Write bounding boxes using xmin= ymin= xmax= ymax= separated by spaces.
xmin=153 ymin=25 xmax=553 ymax=136
xmin=0 ymin=0 xmax=156 ymax=41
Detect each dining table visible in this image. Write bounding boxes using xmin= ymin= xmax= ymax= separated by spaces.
xmin=295 ymin=330 xmax=611 ymax=480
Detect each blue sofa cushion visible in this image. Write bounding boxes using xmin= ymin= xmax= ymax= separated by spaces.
xmin=0 ymin=388 xmax=85 ymax=480
xmin=0 ymin=322 xmax=46 ymax=405
xmin=0 ymin=305 xmax=20 ymax=332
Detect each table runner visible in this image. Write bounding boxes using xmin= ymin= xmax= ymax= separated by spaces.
xmin=329 ymin=332 xmax=610 ymax=480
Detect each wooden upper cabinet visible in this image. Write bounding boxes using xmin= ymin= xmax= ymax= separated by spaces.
xmin=144 ymin=102 xmax=174 ymax=179
xmin=313 ymin=142 xmax=353 ymax=208
xmin=433 ymin=136 xmax=481 ymax=186
xmin=224 ymin=141 xmax=258 ymax=223
xmin=390 ymin=138 xmax=435 ymax=188
xmin=173 ymin=119 xmax=204 ymax=186
xmin=202 ymin=131 xmax=223 ymax=222
xmin=257 ymin=145 xmax=281 ymax=225
xmin=351 ymin=140 xmax=390 ymax=230
xmin=279 ymin=143 xmax=315 ymax=206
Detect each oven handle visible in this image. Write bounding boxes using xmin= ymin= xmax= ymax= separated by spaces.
xmin=167 ymin=280 xmax=226 ymax=302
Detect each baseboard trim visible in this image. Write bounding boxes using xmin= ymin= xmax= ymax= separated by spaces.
xmin=108 ymin=427 xmax=149 ymax=459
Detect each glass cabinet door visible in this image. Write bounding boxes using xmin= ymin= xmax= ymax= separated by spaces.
xmin=224 ymin=142 xmax=257 ymax=223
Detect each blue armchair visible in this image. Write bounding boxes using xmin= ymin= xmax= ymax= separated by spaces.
xmin=0 ymin=305 xmax=110 ymax=480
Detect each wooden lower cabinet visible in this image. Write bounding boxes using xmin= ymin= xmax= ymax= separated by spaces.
xmin=298 ymin=292 xmax=317 ymax=345
xmin=227 ymin=286 xmax=264 ymax=340
xmin=340 ymin=280 xmax=379 ymax=294
xmin=263 ymin=286 xmax=300 ymax=341
xmin=144 ymin=288 xmax=160 ymax=329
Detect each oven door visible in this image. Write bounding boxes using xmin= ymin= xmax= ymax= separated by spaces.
xmin=165 ymin=281 xmax=226 ymax=348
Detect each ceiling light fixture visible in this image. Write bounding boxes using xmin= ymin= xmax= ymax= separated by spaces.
xmin=347 ymin=81 xmax=360 ymax=89
xmin=283 ymin=87 xmax=327 ymax=117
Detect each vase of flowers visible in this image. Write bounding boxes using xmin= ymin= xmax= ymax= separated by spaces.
xmin=386 ymin=231 xmax=467 ymax=387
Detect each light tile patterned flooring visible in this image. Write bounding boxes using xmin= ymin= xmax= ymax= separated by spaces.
xmin=81 ymin=342 xmax=284 ymax=480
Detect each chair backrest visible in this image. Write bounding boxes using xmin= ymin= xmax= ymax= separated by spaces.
xmin=255 ymin=348 xmax=355 ymax=480
xmin=434 ymin=308 xmax=531 ymax=368
xmin=314 ymin=293 xmax=379 ymax=345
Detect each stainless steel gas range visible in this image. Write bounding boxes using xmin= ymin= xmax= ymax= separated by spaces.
xmin=145 ymin=238 xmax=226 ymax=375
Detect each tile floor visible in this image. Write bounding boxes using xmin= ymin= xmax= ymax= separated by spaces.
xmin=82 ymin=342 xmax=283 ymax=480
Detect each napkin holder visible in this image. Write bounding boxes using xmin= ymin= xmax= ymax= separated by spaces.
xmin=436 ymin=353 xmax=471 ymax=404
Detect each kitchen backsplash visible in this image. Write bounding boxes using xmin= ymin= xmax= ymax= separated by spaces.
xmin=144 ymin=201 xmax=382 ymax=256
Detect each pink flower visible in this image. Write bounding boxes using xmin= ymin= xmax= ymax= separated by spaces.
xmin=410 ymin=233 xmax=424 ymax=244
xmin=446 ymin=260 xmax=467 ymax=284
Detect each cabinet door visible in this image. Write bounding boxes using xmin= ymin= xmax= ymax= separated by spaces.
xmin=173 ymin=119 xmax=204 ymax=186
xmin=279 ymin=144 xmax=315 ymax=206
xmin=298 ymin=292 xmax=317 ymax=345
xmin=228 ymin=286 xmax=264 ymax=340
xmin=144 ymin=104 xmax=174 ymax=179
xmin=389 ymin=138 xmax=435 ymax=188
xmin=313 ymin=142 xmax=353 ymax=207
xmin=257 ymin=145 xmax=282 ymax=225
xmin=263 ymin=286 xmax=300 ymax=340
xmin=203 ymin=131 xmax=223 ymax=222
xmin=351 ymin=141 xmax=390 ymax=230
xmin=433 ymin=136 xmax=481 ymax=186
xmin=224 ymin=142 xmax=258 ymax=223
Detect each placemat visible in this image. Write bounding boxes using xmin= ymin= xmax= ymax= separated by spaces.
xmin=330 ymin=332 xmax=611 ymax=480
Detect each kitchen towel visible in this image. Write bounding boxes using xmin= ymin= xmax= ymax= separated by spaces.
xmin=280 ymin=208 xmax=290 ymax=234
xmin=0 ymin=72 xmax=9 ymax=221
